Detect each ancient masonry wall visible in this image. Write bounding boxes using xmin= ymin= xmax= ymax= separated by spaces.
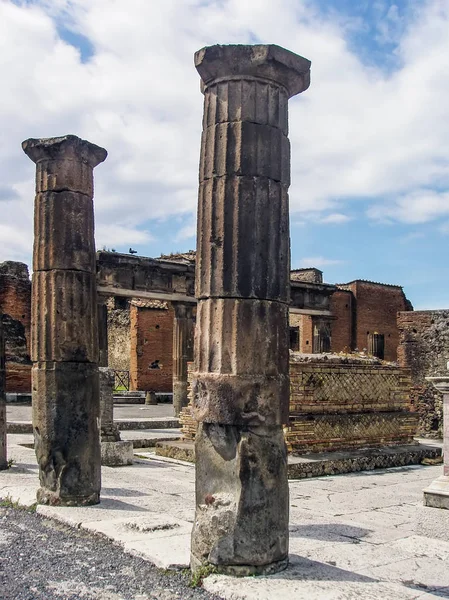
xmin=397 ymin=310 xmax=449 ymax=436
xmin=286 ymin=357 xmax=416 ymax=453
xmin=129 ymin=300 xmax=174 ymax=393
xmin=340 ymin=281 xmax=410 ymax=362
xmin=0 ymin=262 xmax=32 ymax=392
xmin=106 ymin=298 xmax=131 ymax=372
xmin=289 ymin=313 xmax=313 ymax=353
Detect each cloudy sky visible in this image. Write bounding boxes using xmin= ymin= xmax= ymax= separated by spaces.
xmin=1 ymin=0 xmax=449 ymax=309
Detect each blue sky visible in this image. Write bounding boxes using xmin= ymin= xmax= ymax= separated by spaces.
xmin=1 ymin=0 xmax=449 ymax=309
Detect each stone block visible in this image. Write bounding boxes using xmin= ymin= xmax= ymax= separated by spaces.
xmin=191 ymin=423 xmax=289 ymax=574
xmin=33 ymin=191 xmax=96 ymax=272
xmin=423 ymin=475 xmax=449 ymax=509
xmin=32 ymin=361 xmax=101 ymax=505
xmin=101 ymin=440 xmax=134 ymax=466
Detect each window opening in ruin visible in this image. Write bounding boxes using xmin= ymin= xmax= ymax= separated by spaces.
xmin=368 ymin=332 xmax=385 ymax=359
xmin=289 ymin=326 xmax=300 ymax=351
xmin=114 ymin=297 xmax=127 ymax=310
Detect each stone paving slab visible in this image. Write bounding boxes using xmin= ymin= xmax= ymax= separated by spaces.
xmin=2 ymin=434 xmax=449 ymax=599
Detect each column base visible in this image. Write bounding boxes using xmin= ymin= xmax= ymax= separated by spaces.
xmin=191 ymin=423 xmax=289 ymax=570
xmin=190 ymin=553 xmax=288 ymax=577
xmin=101 ymin=440 xmax=134 ymax=466
xmin=36 ymin=488 xmax=100 ymax=506
xmin=423 ymin=475 xmax=449 ymax=509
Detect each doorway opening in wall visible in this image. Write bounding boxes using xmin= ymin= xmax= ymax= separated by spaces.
xmin=313 ymin=321 xmax=331 ymax=353
xmin=367 ymin=332 xmax=385 ymax=360
xmin=290 ymin=326 xmax=300 ymax=351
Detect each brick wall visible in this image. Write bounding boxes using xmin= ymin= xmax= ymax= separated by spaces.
xmin=330 ymin=289 xmax=353 ymax=352
xmin=397 ymin=310 xmax=449 ymax=436
xmin=129 ymin=300 xmax=174 ymax=393
xmin=341 ymin=281 xmax=410 ymax=362
xmin=286 ymin=357 xmax=416 ymax=453
xmin=183 ymin=356 xmax=417 ymax=453
xmin=0 ymin=262 xmax=31 ymax=393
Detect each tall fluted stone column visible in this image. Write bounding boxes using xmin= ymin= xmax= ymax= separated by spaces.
xmin=172 ymin=302 xmax=195 ymax=416
xmin=22 ymin=135 xmax=107 ymax=506
xmin=191 ymin=45 xmax=311 ymax=574
xmin=423 ymin=376 xmax=449 ymax=508
xmin=0 ymin=315 xmax=7 ymax=470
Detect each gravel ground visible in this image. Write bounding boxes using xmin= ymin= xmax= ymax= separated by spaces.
xmin=0 ymin=506 xmax=223 ymax=600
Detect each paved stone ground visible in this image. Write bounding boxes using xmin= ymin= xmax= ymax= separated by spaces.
xmin=6 ymin=403 xmax=175 ymax=423
xmin=2 ymin=434 xmax=449 ymax=599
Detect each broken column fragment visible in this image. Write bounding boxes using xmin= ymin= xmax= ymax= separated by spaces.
xmin=23 ymin=134 xmax=107 ymax=505
xmin=172 ymin=302 xmax=195 ymax=417
xmin=191 ymin=45 xmax=311 ymax=574
xmin=0 ymin=314 xmax=7 ymax=470
xmin=99 ymin=366 xmax=134 ymax=466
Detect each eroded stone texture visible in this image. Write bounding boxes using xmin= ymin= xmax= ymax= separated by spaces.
xmin=191 ymin=44 xmax=310 ymax=573
xmin=0 ymin=314 xmax=7 ymax=469
xmin=173 ymin=302 xmax=195 ymax=417
xmin=23 ymin=134 xmax=107 ymax=505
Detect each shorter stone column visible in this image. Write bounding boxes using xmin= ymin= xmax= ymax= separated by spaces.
xmin=99 ymin=367 xmax=133 ymax=466
xmin=0 ymin=315 xmax=7 ymax=470
xmin=423 ymin=376 xmax=449 ymax=508
xmin=172 ymin=302 xmax=195 ymax=416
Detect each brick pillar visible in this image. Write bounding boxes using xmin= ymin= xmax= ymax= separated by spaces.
xmin=172 ymin=302 xmax=195 ymax=416
xmin=191 ymin=45 xmax=311 ymax=574
xmin=22 ymin=135 xmax=107 ymax=506
xmin=0 ymin=314 xmax=6 ymax=469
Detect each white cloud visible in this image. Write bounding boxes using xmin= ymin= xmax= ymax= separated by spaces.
xmin=320 ymin=213 xmax=352 ymax=224
xmin=1 ymin=0 xmax=449 ymax=266
xmin=296 ymin=257 xmax=345 ymax=268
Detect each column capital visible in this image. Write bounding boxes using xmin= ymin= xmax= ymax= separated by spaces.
xmin=22 ymin=135 xmax=107 ymax=167
xmin=22 ymin=134 xmax=107 ymax=195
xmin=195 ymin=44 xmax=311 ymax=98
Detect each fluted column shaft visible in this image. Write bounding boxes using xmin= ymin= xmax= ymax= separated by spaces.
xmin=0 ymin=315 xmax=6 ymax=470
xmin=23 ymin=135 xmax=107 ymax=506
xmin=191 ymin=45 xmax=311 ymax=574
xmin=98 ymin=300 xmax=109 ymax=368
xmin=172 ymin=302 xmax=195 ymax=416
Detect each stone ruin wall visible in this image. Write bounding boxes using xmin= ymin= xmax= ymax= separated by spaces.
xmin=397 ymin=310 xmax=449 ymax=437
xmin=182 ymin=355 xmax=417 ymax=453
xmin=106 ymin=297 xmax=131 ymax=373
xmin=0 ymin=261 xmax=32 ymax=393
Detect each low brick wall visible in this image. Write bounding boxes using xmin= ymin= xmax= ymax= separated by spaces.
xmin=287 ymin=356 xmax=416 ymax=453
xmin=182 ymin=355 xmax=418 ymax=455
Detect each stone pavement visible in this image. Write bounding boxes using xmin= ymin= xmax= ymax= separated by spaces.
xmin=2 ymin=433 xmax=449 ymax=599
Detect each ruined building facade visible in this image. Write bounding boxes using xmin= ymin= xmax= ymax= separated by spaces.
xmin=0 ymin=257 xmax=413 ymax=395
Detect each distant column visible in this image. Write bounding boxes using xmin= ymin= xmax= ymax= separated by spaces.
xmin=23 ymin=135 xmax=107 ymax=506
xmin=423 ymin=376 xmax=449 ymax=508
xmin=172 ymin=302 xmax=195 ymax=416
xmin=191 ymin=45 xmax=311 ymax=574
xmin=0 ymin=314 xmax=6 ymax=470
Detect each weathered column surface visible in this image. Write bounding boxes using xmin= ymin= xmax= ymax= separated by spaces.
xmin=423 ymin=376 xmax=449 ymax=508
xmin=172 ymin=302 xmax=195 ymax=416
xmin=191 ymin=44 xmax=311 ymax=574
xmin=99 ymin=366 xmax=133 ymax=466
xmin=23 ymin=134 xmax=107 ymax=506
xmin=98 ymin=300 xmax=109 ymax=368
xmin=0 ymin=315 xmax=7 ymax=469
